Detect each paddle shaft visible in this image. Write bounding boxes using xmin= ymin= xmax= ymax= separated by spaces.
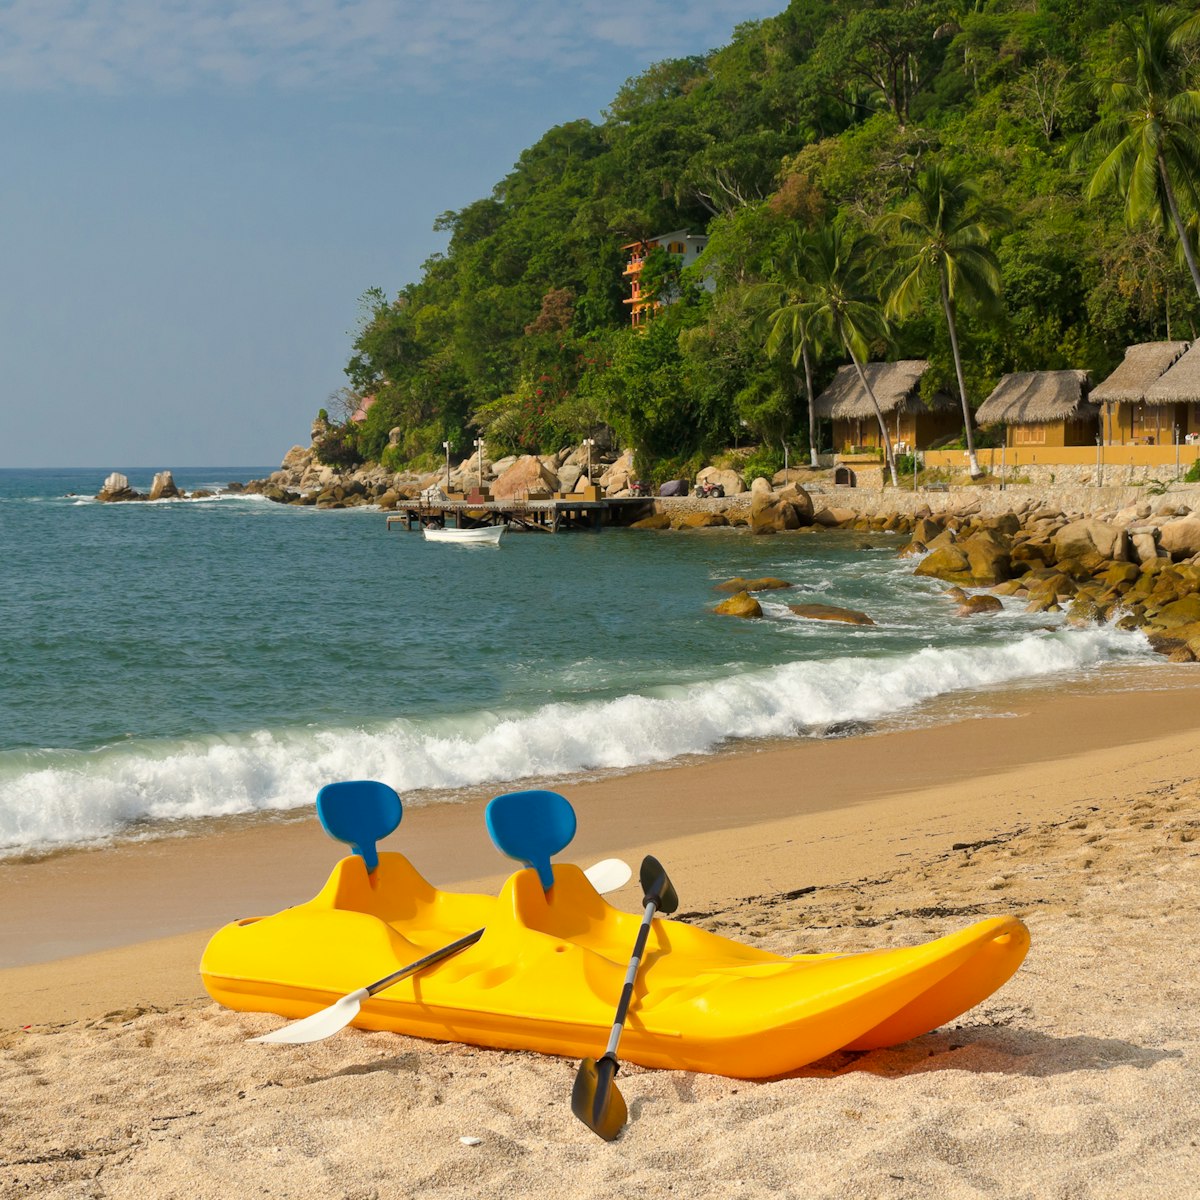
xmin=600 ymin=897 xmax=658 ymax=1059
xmin=364 ymin=928 xmax=484 ymax=998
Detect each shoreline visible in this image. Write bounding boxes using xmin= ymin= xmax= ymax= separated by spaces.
xmin=5 ymin=666 xmax=1200 ymax=1029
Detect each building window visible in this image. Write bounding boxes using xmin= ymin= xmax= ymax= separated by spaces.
xmin=668 ymin=241 xmax=686 ymax=255
xmin=1014 ymin=424 xmax=1046 ymax=445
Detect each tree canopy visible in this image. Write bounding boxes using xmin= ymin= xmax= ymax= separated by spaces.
xmin=334 ymin=0 xmax=1200 ymax=477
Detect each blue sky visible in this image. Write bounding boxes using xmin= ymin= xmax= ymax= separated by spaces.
xmin=2 ymin=0 xmax=783 ymax=469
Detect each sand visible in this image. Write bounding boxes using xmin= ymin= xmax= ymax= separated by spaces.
xmin=2 ymin=671 xmax=1200 ymax=1197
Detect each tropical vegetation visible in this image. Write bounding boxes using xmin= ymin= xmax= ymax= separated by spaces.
xmin=330 ymin=0 xmax=1200 ymax=482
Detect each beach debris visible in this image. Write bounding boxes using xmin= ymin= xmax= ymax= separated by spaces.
xmin=459 ymin=1136 xmax=483 ymax=1147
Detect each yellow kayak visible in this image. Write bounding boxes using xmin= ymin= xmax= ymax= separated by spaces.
xmin=202 ymin=851 xmax=1029 ymax=1078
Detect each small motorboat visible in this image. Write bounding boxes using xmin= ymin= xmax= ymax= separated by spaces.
xmin=422 ymin=524 xmax=505 ymax=545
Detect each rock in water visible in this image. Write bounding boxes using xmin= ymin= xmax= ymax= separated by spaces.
xmin=714 ymin=591 xmax=763 ymax=619
xmin=148 ymin=471 xmax=182 ymax=500
xmin=96 ymin=472 xmax=140 ymax=502
xmin=956 ymin=594 xmax=1004 ymax=617
xmin=787 ymin=603 xmax=876 ymax=626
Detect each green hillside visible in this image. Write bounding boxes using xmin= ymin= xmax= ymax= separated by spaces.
xmin=333 ymin=0 xmax=1200 ymax=483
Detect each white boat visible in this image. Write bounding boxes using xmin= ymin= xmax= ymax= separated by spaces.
xmin=422 ymin=524 xmax=505 ymax=545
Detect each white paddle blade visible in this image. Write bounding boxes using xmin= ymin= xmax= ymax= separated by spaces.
xmin=250 ymin=987 xmax=370 ymax=1045
xmin=583 ymin=858 xmax=632 ymax=893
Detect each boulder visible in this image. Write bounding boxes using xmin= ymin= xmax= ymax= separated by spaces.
xmin=813 ymin=507 xmax=857 ymax=527
xmin=715 ymin=577 xmax=793 ymax=593
xmin=96 ymin=472 xmax=141 ymax=502
xmin=913 ymin=546 xmax=973 ymax=585
xmin=675 ymin=512 xmax=730 ymax=529
xmin=697 ymin=467 xmax=746 ymax=495
xmin=960 ymin=535 xmax=1012 ymax=585
xmin=1054 ymin=518 xmax=1128 ymax=563
xmin=714 ymin=591 xmax=763 ymax=619
xmin=630 ymin=513 xmax=671 ymax=530
xmin=1145 ymin=594 xmax=1200 ymax=629
xmin=924 ymin=528 xmax=958 ymax=554
xmin=750 ymin=479 xmax=813 ymax=533
xmin=599 ymin=451 xmax=635 ymax=495
xmin=557 ymin=463 xmax=582 ymax=493
xmin=1157 ymin=518 xmax=1200 ymax=561
xmin=777 ymin=485 xmax=814 ymax=524
xmin=956 ymin=594 xmax=1004 ymax=617
xmin=912 ymin=517 xmax=943 ymax=545
xmin=147 ymin=471 xmax=182 ymax=501
xmin=491 ymin=455 xmax=558 ymax=500
xmin=281 ymin=445 xmax=312 ymax=471
xmin=787 ymin=603 xmax=875 ymax=626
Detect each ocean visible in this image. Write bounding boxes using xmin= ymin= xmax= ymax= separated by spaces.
xmin=0 ymin=467 xmax=1156 ymax=860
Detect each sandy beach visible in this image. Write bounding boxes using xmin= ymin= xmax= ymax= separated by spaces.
xmin=3 ymin=671 xmax=1199 ymax=1198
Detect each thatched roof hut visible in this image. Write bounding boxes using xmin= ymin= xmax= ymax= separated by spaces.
xmin=1145 ymin=342 xmax=1200 ymax=405
xmin=975 ymin=370 xmax=1094 ymax=426
xmin=813 ymin=360 xmax=956 ymax=418
xmin=1091 ymin=342 xmax=1189 ymax=405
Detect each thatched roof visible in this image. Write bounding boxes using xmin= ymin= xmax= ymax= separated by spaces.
xmin=975 ymin=370 xmax=1095 ymax=426
xmin=1091 ymin=342 xmax=1189 ymax=405
xmin=1145 ymin=342 xmax=1200 ymax=404
xmin=813 ymin=360 xmax=957 ymax=420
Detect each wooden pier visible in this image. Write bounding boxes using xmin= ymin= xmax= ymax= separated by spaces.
xmin=386 ymin=496 xmax=629 ymax=534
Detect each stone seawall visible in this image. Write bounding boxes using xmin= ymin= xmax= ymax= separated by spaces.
xmin=650 ymin=484 xmax=1200 ymax=524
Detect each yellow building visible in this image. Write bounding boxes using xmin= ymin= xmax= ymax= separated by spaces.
xmin=814 ymin=360 xmax=961 ymax=455
xmin=1091 ymin=341 xmax=1192 ymax=445
xmin=621 ymin=230 xmax=709 ymax=327
xmin=975 ymin=370 xmax=1098 ymax=447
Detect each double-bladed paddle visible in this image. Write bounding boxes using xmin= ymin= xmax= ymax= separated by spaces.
xmin=251 ymin=856 xmax=631 ymax=1045
xmin=571 ymin=854 xmax=679 ymax=1141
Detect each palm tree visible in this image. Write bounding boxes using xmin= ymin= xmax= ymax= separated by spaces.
xmin=744 ymin=229 xmax=823 ymax=468
xmin=882 ymin=163 xmax=1007 ymax=479
xmin=1076 ymin=3 xmax=1200 ymax=302
xmin=805 ymin=223 xmax=900 ymax=486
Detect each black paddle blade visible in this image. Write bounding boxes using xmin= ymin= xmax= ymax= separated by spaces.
xmin=639 ymin=855 xmax=679 ymax=915
xmin=571 ymin=1055 xmax=628 ymax=1141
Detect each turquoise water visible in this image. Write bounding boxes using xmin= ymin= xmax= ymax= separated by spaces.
xmin=0 ymin=467 xmax=1153 ymax=856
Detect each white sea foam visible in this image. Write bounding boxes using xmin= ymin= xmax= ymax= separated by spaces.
xmin=0 ymin=627 xmax=1151 ymax=857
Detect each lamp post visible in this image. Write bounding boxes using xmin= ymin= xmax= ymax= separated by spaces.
xmin=474 ymin=438 xmax=484 ymax=490
xmin=583 ymin=438 xmax=595 ymax=485
xmin=442 ymin=440 xmax=451 ymax=490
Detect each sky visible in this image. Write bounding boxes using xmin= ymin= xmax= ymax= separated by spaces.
xmin=1 ymin=0 xmax=785 ymax=469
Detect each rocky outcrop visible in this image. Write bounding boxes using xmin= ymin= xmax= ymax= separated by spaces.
xmin=956 ymin=594 xmax=1004 ymax=616
xmin=148 ymin=471 xmax=182 ymax=501
xmin=674 ymin=512 xmax=730 ymax=529
xmin=749 ymin=478 xmax=814 ymax=534
xmin=630 ymin=512 xmax=671 ymax=530
xmin=787 ymin=603 xmax=875 ymax=626
xmin=714 ymin=591 xmax=763 ymax=619
xmin=599 ymin=451 xmax=635 ymax=496
xmin=1158 ymin=518 xmax=1200 ymax=561
xmin=492 ymin=455 xmax=558 ymax=500
xmin=715 ymin=577 xmax=793 ymax=593
xmin=96 ymin=472 xmax=140 ymax=502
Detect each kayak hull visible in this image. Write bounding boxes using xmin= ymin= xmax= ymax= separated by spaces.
xmin=202 ymin=854 xmax=1029 ymax=1078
